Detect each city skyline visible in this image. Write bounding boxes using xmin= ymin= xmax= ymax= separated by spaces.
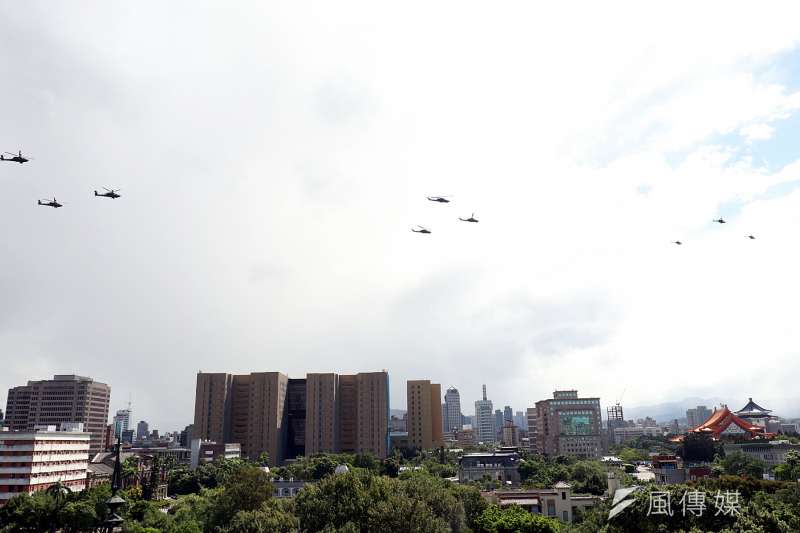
xmin=4 ymin=4 xmax=800 ymax=431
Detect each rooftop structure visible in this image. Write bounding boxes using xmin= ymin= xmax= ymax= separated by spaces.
xmin=489 ymin=483 xmax=602 ymax=523
xmin=459 ymin=450 xmax=521 ymax=485
xmin=735 ymin=398 xmax=777 ymax=428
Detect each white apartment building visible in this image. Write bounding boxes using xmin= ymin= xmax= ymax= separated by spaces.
xmin=0 ymin=427 xmax=90 ymax=506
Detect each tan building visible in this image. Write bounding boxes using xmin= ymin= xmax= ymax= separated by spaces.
xmin=193 ymin=373 xmax=232 ymax=443
xmin=407 ymin=380 xmax=443 ymax=450
xmin=193 ymin=370 xmax=389 ymax=463
xmin=5 ymin=375 xmax=110 ymax=455
xmin=353 ymin=372 xmax=390 ymax=458
xmin=305 ymin=373 xmax=338 ymax=455
xmin=193 ymin=371 xmax=288 ymax=462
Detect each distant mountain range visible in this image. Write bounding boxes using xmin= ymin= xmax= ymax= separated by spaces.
xmin=623 ymin=397 xmax=726 ymax=424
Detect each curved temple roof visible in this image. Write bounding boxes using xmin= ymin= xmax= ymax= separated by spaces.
xmin=736 ymin=397 xmax=772 ymax=416
xmin=687 ymin=406 xmax=769 ymax=439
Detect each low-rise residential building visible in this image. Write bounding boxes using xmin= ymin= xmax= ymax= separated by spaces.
xmin=190 ymin=439 xmax=241 ymax=469
xmin=723 ymin=440 xmax=800 ymax=470
xmin=273 ymin=478 xmax=306 ymax=498
xmin=652 ymin=455 xmax=686 ymax=485
xmin=612 ymin=425 xmax=663 ymax=444
xmin=488 ymin=482 xmax=602 ymax=523
xmin=458 ymin=451 xmax=521 ymax=485
xmin=0 ymin=427 xmax=90 ymax=506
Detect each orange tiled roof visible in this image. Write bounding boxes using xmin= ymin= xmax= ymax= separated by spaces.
xmin=688 ymin=406 xmax=765 ymax=437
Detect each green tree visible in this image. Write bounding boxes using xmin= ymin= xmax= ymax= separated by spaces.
xmin=449 ymin=483 xmax=488 ymax=530
xmin=58 ymin=500 xmax=99 ymax=533
xmin=715 ymin=450 xmax=765 ymax=478
xmin=774 ymin=450 xmax=800 ymax=481
xmin=221 ymin=501 xmax=299 ymax=532
xmin=474 ymin=504 xmax=561 ymax=533
xmin=210 ymin=466 xmax=274 ymax=529
xmin=617 ymin=448 xmax=647 ymax=464
xmin=678 ymin=433 xmax=717 ymax=462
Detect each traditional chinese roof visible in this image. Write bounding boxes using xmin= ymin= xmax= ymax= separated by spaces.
xmin=735 ymin=398 xmax=772 ymax=417
xmin=687 ymin=406 xmax=768 ymax=439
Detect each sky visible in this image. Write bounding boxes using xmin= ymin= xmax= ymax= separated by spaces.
xmin=3 ymin=2 xmax=800 ymax=431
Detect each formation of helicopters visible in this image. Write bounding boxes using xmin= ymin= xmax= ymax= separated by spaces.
xmin=3 ymin=149 xmax=121 ymax=206
xmin=412 ymin=195 xmax=479 ymax=234
xmin=415 ymin=194 xmax=756 ymax=244
xmin=1 ymin=147 xmax=761 ymax=244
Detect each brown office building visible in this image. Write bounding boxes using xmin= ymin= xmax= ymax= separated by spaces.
xmin=407 ymin=380 xmax=443 ymax=450
xmin=534 ymin=390 xmax=602 ymax=458
xmin=4 ymin=375 xmax=111 ymax=455
xmin=193 ymin=370 xmax=389 ymax=464
xmin=305 ymin=373 xmax=338 ymax=455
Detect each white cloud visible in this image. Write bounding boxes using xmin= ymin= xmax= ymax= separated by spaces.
xmin=740 ymin=123 xmax=775 ymax=142
xmin=3 ymin=2 xmax=800 ymax=427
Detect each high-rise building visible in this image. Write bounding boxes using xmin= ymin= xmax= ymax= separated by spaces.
xmin=526 ymin=407 xmax=537 ymax=452
xmin=535 ymin=390 xmax=602 ymax=458
xmin=193 ymin=373 xmax=232 ymax=444
xmin=686 ymin=406 xmax=712 ymax=429
xmin=407 ymin=380 xmax=443 ymax=450
xmin=444 ymin=387 xmax=462 ymax=432
xmin=513 ymin=411 xmax=527 ymax=431
xmin=179 ymin=424 xmax=194 ymax=447
xmin=5 ymin=375 xmax=111 ymax=455
xmin=136 ymin=420 xmax=149 ymax=440
xmin=114 ymin=409 xmax=132 ymax=437
xmin=285 ymin=378 xmax=307 ymax=459
xmin=193 ymin=370 xmax=389 ymax=463
xmin=494 ymin=410 xmax=504 ymax=437
xmin=352 ymin=372 xmax=390 ymax=458
xmin=305 ymin=373 xmax=337 ymax=455
xmin=502 ymin=421 xmax=520 ymax=446
xmin=503 ymin=406 xmax=513 ymax=424
xmin=0 ymin=427 xmax=90 ymax=506
xmin=474 ymin=384 xmax=495 ymax=443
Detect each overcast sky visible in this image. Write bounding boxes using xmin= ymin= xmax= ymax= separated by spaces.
xmin=3 ymin=2 xmax=800 ymax=431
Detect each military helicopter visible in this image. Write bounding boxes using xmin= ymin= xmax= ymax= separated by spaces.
xmin=1 ymin=150 xmax=30 ymax=164
xmin=427 ymin=196 xmax=451 ymax=203
xmin=747 ymin=235 xmax=755 ymax=240
xmin=94 ymin=187 xmax=121 ymax=199
xmin=673 ymin=240 xmax=682 ymax=245
xmin=458 ymin=213 xmax=479 ymax=223
xmin=713 ymin=218 xmax=726 ymax=224
xmin=411 ymin=225 xmax=431 ymax=234
xmin=38 ymin=197 xmax=62 ymax=208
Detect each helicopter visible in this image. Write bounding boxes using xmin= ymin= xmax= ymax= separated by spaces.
xmin=673 ymin=240 xmax=682 ymax=245
xmin=459 ymin=213 xmax=479 ymax=223
xmin=747 ymin=235 xmax=756 ymax=240
xmin=38 ymin=197 xmax=62 ymax=208
xmin=427 ymin=196 xmax=451 ymax=203
xmin=94 ymin=187 xmax=121 ymax=199
xmin=411 ymin=225 xmax=431 ymax=234
xmin=713 ymin=218 xmax=726 ymax=224
xmin=0 ymin=150 xmax=30 ymax=164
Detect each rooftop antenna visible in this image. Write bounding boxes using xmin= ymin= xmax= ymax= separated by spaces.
xmin=482 ymin=384 xmax=487 ymax=401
